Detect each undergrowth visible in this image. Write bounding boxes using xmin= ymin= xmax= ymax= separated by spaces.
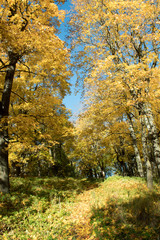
xmin=0 ymin=176 xmax=159 ymax=239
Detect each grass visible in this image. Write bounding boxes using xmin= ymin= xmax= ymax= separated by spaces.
xmin=0 ymin=175 xmax=159 ymax=239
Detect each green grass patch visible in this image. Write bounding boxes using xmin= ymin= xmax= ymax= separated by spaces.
xmin=90 ymin=176 xmax=160 ymax=240
xmin=0 ymin=177 xmax=99 ymax=239
xmin=0 ymin=176 xmax=159 ymax=240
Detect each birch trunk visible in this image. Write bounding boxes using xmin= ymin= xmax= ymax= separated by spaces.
xmin=141 ymin=116 xmax=153 ymax=189
xmin=127 ymin=113 xmax=144 ymax=177
xmin=143 ymin=104 xmax=160 ymax=177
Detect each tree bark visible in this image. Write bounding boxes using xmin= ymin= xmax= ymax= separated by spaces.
xmin=127 ymin=113 xmax=144 ymax=178
xmin=0 ymin=52 xmax=18 ymax=193
xmin=143 ymin=105 xmax=160 ymax=177
xmin=141 ymin=115 xmax=153 ymax=189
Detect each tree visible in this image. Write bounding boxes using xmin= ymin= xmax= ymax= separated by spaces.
xmin=0 ymin=0 xmax=71 ymax=193
xmin=70 ymin=0 xmax=160 ymax=187
xmin=9 ymin=87 xmax=73 ymax=177
xmin=72 ymin=106 xmax=116 ymax=179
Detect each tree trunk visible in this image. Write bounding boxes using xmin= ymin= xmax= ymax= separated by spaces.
xmin=143 ymin=105 xmax=160 ymax=177
xmin=94 ymin=169 xmax=98 ymax=179
xmin=127 ymin=113 xmax=144 ymax=178
xmin=0 ymin=52 xmax=18 ymax=193
xmin=141 ymin=115 xmax=153 ymax=189
xmin=0 ymin=124 xmax=10 ymax=193
xmin=88 ymin=168 xmax=93 ymax=179
xmin=11 ymin=162 xmax=21 ymax=177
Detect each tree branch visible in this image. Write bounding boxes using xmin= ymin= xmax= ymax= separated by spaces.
xmin=0 ymin=88 xmax=28 ymax=103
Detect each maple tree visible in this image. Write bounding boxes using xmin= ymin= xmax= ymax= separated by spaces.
xmin=0 ymin=0 xmax=72 ymax=193
xmin=9 ymin=83 xmax=74 ymax=177
xmin=70 ymin=0 xmax=160 ymax=187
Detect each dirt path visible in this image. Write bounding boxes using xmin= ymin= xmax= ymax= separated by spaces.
xmin=65 ymin=183 xmax=108 ymax=240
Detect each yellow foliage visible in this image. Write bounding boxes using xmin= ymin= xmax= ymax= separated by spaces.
xmin=70 ymin=0 xmax=160 ymax=169
xmin=0 ymin=0 xmax=73 ymax=167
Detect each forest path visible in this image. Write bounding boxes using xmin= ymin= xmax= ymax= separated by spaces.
xmin=64 ymin=176 xmax=159 ymax=240
xmin=67 ymin=184 xmax=102 ymax=239
xmin=65 ymin=178 xmax=129 ymax=239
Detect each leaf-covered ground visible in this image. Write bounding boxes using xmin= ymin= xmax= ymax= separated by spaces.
xmin=0 ymin=176 xmax=159 ymax=239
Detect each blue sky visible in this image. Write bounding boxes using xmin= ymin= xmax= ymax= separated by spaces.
xmin=58 ymin=0 xmax=82 ymax=119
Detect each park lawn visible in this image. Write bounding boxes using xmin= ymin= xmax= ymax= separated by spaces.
xmin=0 ymin=176 xmax=159 ymax=240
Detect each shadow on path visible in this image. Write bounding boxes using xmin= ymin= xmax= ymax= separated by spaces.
xmin=90 ymin=191 xmax=160 ymax=240
xmin=0 ymin=177 xmax=99 ymax=217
